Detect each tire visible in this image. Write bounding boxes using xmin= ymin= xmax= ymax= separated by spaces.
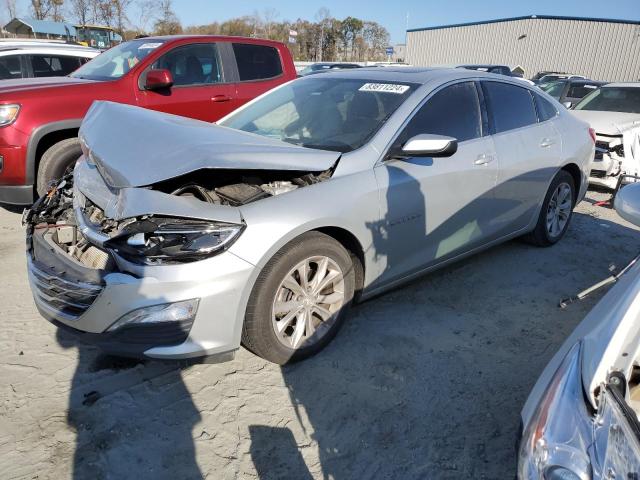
xmin=523 ymin=170 xmax=575 ymax=247
xmin=36 ymin=138 xmax=82 ymax=196
xmin=242 ymin=232 xmax=356 ymax=365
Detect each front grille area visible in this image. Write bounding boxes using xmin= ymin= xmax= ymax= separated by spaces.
xmin=590 ymin=169 xmax=607 ymax=178
xmin=29 ymin=260 xmax=103 ymax=320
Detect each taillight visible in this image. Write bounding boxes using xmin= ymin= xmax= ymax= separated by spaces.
xmin=588 ymin=127 xmax=596 ymax=143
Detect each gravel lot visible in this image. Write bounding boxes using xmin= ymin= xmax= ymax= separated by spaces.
xmin=1 ymin=190 xmax=639 ymax=480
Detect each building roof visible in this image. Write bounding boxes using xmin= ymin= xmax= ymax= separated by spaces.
xmin=4 ymin=18 xmax=77 ymax=36
xmin=407 ymin=14 xmax=640 ymax=33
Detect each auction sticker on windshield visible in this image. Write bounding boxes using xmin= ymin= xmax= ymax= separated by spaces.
xmin=359 ymin=83 xmax=410 ymax=94
xmin=139 ymin=42 xmax=163 ymax=50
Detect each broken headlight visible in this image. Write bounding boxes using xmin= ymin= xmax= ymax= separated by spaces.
xmin=105 ymin=217 xmax=244 ymax=264
xmin=518 ymin=343 xmax=593 ymax=480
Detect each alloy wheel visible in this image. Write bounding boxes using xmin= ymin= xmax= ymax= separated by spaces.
xmin=546 ymin=182 xmax=572 ymax=238
xmin=271 ymin=256 xmax=345 ymax=350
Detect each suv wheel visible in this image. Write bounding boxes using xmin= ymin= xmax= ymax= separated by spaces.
xmin=242 ymin=232 xmax=355 ymax=364
xmin=36 ymin=138 xmax=82 ymax=196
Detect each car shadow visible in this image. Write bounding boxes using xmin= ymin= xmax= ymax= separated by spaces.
xmin=56 ymin=329 xmax=203 ymax=479
xmin=248 ymin=169 xmax=640 ymax=478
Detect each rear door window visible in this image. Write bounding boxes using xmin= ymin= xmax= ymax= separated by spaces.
xmin=0 ymin=55 xmax=23 ymax=79
xmin=399 ymin=81 xmax=482 ymax=144
xmin=29 ymin=55 xmax=83 ymax=77
xmin=232 ymin=43 xmax=282 ymax=81
xmin=482 ymin=81 xmax=538 ymax=133
xmin=152 ymin=43 xmax=222 ymax=86
xmin=533 ymin=93 xmax=559 ymax=122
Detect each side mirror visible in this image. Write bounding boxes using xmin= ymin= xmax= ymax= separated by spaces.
xmin=145 ymin=69 xmax=173 ymax=90
xmin=562 ymin=101 xmax=572 ymax=109
xmin=399 ymin=134 xmax=458 ymax=158
xmin=615 ymin=183 xmax=640 ymax=227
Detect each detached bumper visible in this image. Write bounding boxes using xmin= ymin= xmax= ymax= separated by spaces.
xmin=27 ymin=228 xmax=257 ymax=361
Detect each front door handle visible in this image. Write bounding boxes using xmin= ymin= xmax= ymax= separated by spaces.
xmin=211 ymin=95 xmax=232 ymax=102
xmin=474 ymin=153 xmax=495 ymax=166
xmin=540 ymin=138 xmax=556 ymax=148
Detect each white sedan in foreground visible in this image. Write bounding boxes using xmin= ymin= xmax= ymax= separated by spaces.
xmin=519 ymin=182 xmax=640 ymax=479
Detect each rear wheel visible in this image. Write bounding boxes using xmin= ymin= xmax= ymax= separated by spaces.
xmin=242 ymin=232 xmax=355 ymax=365
xmin=523 ymin=170 xmax=575 ymax=247
xmin=36 ymin=138 xmax=82 ymax=196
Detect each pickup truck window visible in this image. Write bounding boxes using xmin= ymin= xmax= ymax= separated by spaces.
xmin=233 ymin=43 xmax=282 ymax=81
xmin=151 ymin=43 xmax=221 ymax=86
xmin=71 ymin=39 xmax=166 ymax=81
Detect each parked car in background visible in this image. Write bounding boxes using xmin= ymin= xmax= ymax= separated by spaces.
xmin=298 ymin=62 xmax=361 ymax=76
xmin=0 ymin=35 xmax=296 ymax=205
xmin=571 ymin=83 xmax=640 ymax=189
xmin=0 ymin=41 xmax=99 ymax=79
xmin=24 ymin=68 xmax=593 ymax=364
xmin=531 ymin=70 xmax=567 ymax=84
xmin=518 ymin=182 xmax=640 ymax=480
xmin=537 ymin=73 xmax=586 ymax=84
xmin=539 ymin=78 xmax=606 ymax=108
xmin=458 ymin=64 xmax=516 ymax=76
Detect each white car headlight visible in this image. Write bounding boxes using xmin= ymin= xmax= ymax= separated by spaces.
xmin=0 ymin=103 xmax=20 ymax=127
xmin=105 ymin=217 xmax=245 ymax=264
xmin=592 ymin=384 xmax=640 ymax=479
xmin=518 ymin=343 xmax=593 ymax=480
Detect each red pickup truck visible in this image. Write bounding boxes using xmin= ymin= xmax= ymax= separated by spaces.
xmin=0 ymin=35 xmax=296 ymax=205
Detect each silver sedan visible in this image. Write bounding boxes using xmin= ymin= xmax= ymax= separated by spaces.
xmin=25 ymin=68 xmax=594 ymax=364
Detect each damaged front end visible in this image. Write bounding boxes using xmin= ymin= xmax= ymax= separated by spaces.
xmin=590 ymin=122 xmax=640 ymax=190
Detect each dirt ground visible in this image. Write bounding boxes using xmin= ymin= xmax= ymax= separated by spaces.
xmin=1 ymin=190 xmax=639 ymax=480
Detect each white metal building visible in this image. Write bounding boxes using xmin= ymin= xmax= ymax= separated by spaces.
xmin=406 ymin=15 xmax=640 ymax=81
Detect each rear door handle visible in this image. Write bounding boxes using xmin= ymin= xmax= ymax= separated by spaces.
xmin=474 ymin=154 xmax=495 ymax=166
xmin=211 ymin=95 xmax=232 ymax=102
xmin=540 ymin=138 xmax=556 ymax=148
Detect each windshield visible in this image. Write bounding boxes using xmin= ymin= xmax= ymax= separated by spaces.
xmin=540 ymin=80 xmax=567 ymax=99
xmin=219 ymin=77 xmax=417 ymax=153
xmin=574 ymin=87 xmax=640 ymax=114
xmin=70 ymin=39 xmax=166 ymax=80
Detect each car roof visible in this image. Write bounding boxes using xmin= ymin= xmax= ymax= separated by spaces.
xmin=0 ymin=47 xmax=99 ymax=57
xmin=312 ymin=66 xmax=517 ymax=85
xmin=459 ymin=64 xmax=508 ymax=69
xmin=132 ymin=35 xmax=287 ymax=48
xmin=603 ymin=82 xmax=640 ymax=88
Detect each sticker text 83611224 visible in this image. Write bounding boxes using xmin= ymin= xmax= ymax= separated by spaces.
xmin=359 ymin=83 xmax=410 ymax=94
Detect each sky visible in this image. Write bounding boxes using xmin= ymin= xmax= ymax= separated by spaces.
xmin=170 ymin=0 xmax=640 ymax=43
xmin=10 ymin=0 xmax=640 ymax=44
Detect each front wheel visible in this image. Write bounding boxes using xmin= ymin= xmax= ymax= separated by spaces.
xmin=523 ymin=170 xmax=575 ymax=247
xmin=36 ymin=138 xmax=82 ymax=196
xmin=242 ymin=232 xmax=355 ymax=365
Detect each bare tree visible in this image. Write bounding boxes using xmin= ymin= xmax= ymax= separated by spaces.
xmin=70 ymin=0 xmax=90 ymax=25
xmin=153 ymin=0 xmax=181 ymax=35
xmin=315 ymin=7 xmax=331 ymax=62
xmin=5 ymin=0 xmax=17 ymax=20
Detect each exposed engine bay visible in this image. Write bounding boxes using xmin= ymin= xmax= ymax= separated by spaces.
xmin=25 ymin=166 xmax=334 ymax=269
xmin=150 ymin=168 xmax=333 ymax=206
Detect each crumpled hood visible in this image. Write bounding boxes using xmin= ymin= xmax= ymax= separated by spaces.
xmin=79 ymin=101 xmax=341 ymax=189
xmin=0 ymin=75 xmax=96 ymax=94
xmin=571 ymin=110 xmax=640 ymax=135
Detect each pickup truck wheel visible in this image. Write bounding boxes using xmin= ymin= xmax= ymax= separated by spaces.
xmin=523 ymin=170 xmax=575 ymax=247
xmin=36 ymin=138 xmax=82 ymax=196
xmin=242 ymin=232 xmax=355 ymax=365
